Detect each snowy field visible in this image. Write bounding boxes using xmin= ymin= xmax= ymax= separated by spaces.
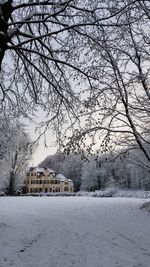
xmin=0 ymin=197 xmax=150 ymax=267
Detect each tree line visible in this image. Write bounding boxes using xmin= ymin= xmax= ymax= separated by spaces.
xmin=39 ymin=147 xmax=150 ymax=192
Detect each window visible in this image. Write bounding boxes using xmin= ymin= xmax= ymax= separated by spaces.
xmin=37 ymin=172 xmax=44 ymax=178
xmin=31 ymin=180 xmax=36 ymax=184
xmin=55 ymin=188 xmax=60 ymax=192
xmin=64 ymin=187 xmax=69 ymax=192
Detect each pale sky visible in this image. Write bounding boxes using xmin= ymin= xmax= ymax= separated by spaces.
xmin=31 ymin=142 xmax=56 ymax=167
xmin=29 ymin=127 xmax=57 ymax=167
xmin=24 ymin=115 xmax=57 ymax=167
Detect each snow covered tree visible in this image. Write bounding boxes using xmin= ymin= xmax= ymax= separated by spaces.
xmin=39 ymin=152 xmax=82 ymax=191
xmin=0 ymin=1 xmax=115 ymax=114
xmin=39 ymin=152 xmax=65 ymax=173
xmin=61 ymin=154 xmax=82 ymax=191
xmin=81 ymin=158 xmax=100 ymax=191
xmin=0 ymin=121 xmax=33 ymax=195
xmin=125 ymin=146 xmax=150 ymax=190
xmin=1 ymin=0 xmax=146 ymax=142
xmin=62 ymin=1 xmax=150 ymax=164
xmin=1 ymin=0 xmax=149 ymax=168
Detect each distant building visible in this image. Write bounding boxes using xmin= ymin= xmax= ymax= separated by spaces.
xmin=24 ymin=167 xmax=74 ymax=193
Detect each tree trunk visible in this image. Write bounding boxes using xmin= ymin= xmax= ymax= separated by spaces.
xmin=8 ymin=171 xmax=15 ymax=195
xmin=0 ymin=0 xmax=13 ymax=70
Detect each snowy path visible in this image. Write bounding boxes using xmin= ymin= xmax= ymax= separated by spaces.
xmin=0 ymin=197 xmax=150 ymax=267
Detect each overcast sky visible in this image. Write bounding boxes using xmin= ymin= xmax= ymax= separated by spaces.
xmin=24 ymin=116 xmax=57 ymax=166
xmin=31 ymin=141 xmax=56 ymax=166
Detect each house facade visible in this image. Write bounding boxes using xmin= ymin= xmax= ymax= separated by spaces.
xmin=24 ymin=167 xmax=74 ymax=193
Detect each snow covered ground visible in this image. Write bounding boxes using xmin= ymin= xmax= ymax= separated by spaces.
xmin=0 ymin=197 xmax=150 ymax=267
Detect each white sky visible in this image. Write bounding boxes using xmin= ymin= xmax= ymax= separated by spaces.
xmin=31 ymin=140 xmax=56 ymax=167
xmin=22 ymin=115 xmax=57 ymax=166
xmin=29 ymin=127 xmax=57 ymax=167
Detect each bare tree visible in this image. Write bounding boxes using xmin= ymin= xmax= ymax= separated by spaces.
xmin=63 ymin=0 xmax=150 ymax=163
xmin=0 ymin=0 xmax=142 ymax=129
xmin=0 ymin=0 xmax=149 ymax=163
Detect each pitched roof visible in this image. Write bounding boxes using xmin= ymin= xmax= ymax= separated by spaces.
xmin=28 ymin=167 xmax=73 ymax=183
xmin=30 ymin=167 xmax=55 ymax=174
xmin=56 ymin=173 xmax=67 ymax=181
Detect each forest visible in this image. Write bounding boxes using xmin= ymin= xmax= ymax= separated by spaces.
xmin=39 ymin=149 xmax=150 ymax=192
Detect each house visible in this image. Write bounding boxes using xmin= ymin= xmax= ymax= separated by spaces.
xmin=24 ymin=167 xmax=74 ymax=193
